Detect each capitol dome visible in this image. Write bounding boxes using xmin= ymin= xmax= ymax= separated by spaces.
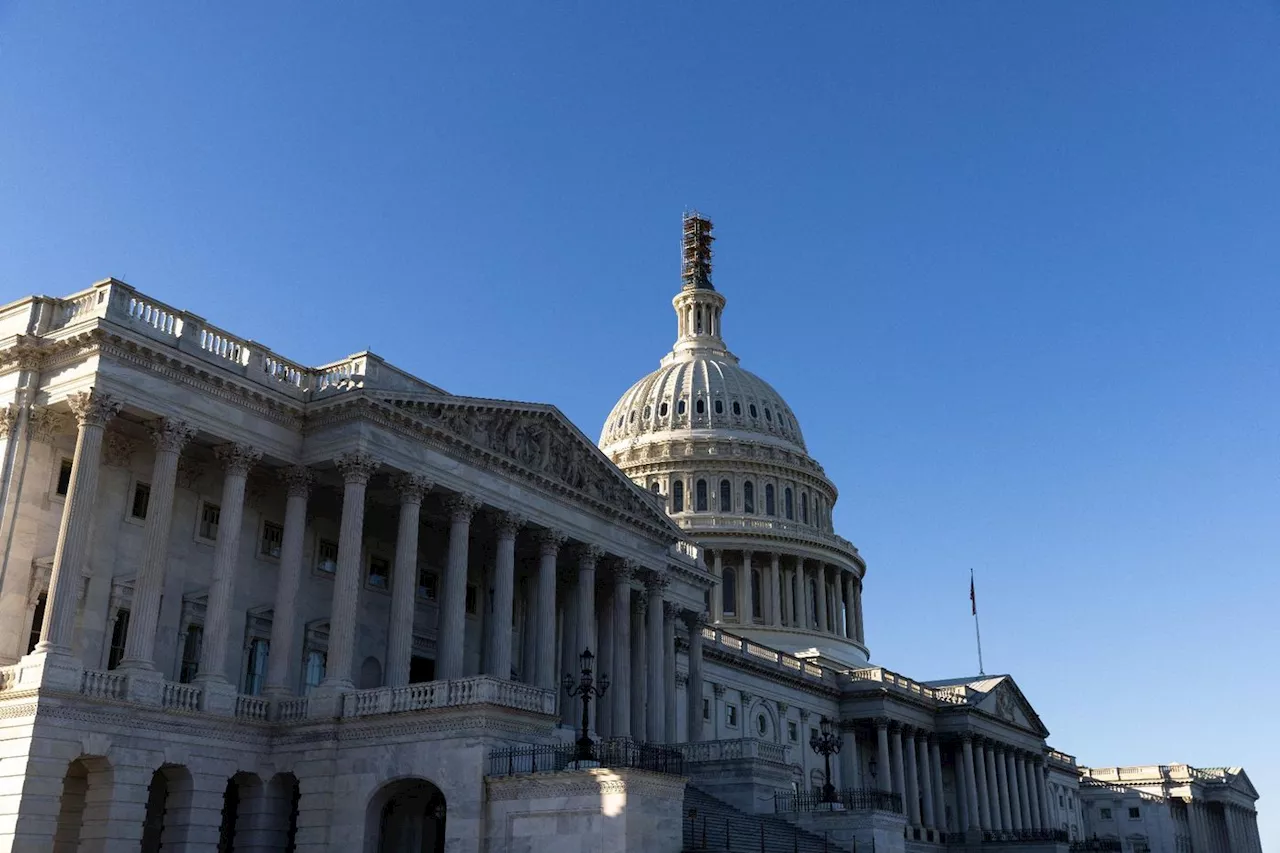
xmin=599 ymin=213 xmax=869 ymax=668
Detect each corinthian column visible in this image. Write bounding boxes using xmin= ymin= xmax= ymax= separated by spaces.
xmin=611 ymin=562 xmax=634 ymax=738
xmin=484 ymin=511 xmax=524 ymax=680
xmin=386 ymin=474 xmax=432 ymax=688
xmin=709 ymin=550 xmax=723 ymax=623
xmin=436 ymin=493 xmax=480 ymax=681
xmin=533 ymin=530 xmax=565 ymax=691
xmin=663 ymin=601 xmax=679 ymax=740
xmin=984 ymin=743 xmax=1003 ymax=831
xmin=194 ymin=442 xmax=261 ymax=691
xmin=815 ymin=564 xmax=829 ymax=633
xmin=630 ymin=595 xmax=647 ymax=742
xmin=854 ymin=578 xmax=865 ymax=643
xmin=792 ymin=557 xmax=805 ymax=627
xmin=903 ymin=728 xmax=921 ymax=825
xmin=769 ymin=553 xmax=782 ymax=625
xmin=960 ymin=735 xmax=980 ymax=830
xmin=119 ymin=418 xmax=195 ymax=671
xmin=36 ymin=391 xmax=120 ymax=657
xmin=1005 ymin=749 xmax=1023 ymax=831
xmin=319 ymin=451 xmax=380 ymax=691
xmin=263 ymin=466 xmax=312 ymax=696
xmin=875 ymin=719 xmax=892 ymax=793
xmin=645 ymin=572 xmax=668 ymax=742
xmin=576 ymin=545 xmax=602 ymax=658
xmin=739 ymin=550 xmax=753 ymax=621
xmin=684 ymin=609 xmax=705 ymax=743
xmin=974 ymin=739 xmax=992 ymax=829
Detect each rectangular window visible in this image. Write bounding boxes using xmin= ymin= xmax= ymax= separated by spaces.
xmin=179 ymin=625 xmax=202 ymax=683
xmin=788 ymin=720 xmax=798 ymax=742
xmin=1100 ymin=808 xmax=1112 ymax=820
xmin=465 ymin=584 xmax=478 ymax=615
xmin=695 ymin=480 xmax=708 ymax=512
xmin=367 ymin=555 xmax=390 ymax=590
xmin=243 ymin=638 xmax=269 ymax=696
xmin=198 ymin=501 xmax=221 ymax=541
xmin=260 ymin=521 xmax=284 ymax=558
xmin=726 ymin=704 xmax=738 ymax=727
xmin=702 ymin=698 xmax=710 ymax=721
xmin=26 ymin=593 xmax=47 ymax=654
xmin=315 ymin=538 xmax=339 ymax=574
xmin=130 ymin=482 xmax=151 ymax=520
xmin=417 ymin=567 xmax=438 ymax=601
xmin=303 ymin=650 xmax=326 ymax=695
xmin=55 ymin=458 xmax=73 ymax=496
xmin=1128 ymin=807 xmax=1140 ymax=820
xmin=1059 ymin=795 xmax=1065 ymax=808
xmin=107 ymin=609 xmax=130 ymax=670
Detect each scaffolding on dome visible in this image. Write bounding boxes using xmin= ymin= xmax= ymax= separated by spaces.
xmin=681 ymin=211 xmax=715 ymax=290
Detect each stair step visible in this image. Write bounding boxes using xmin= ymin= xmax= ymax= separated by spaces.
xmin=682 ymin=785 xmax=837 ymax=853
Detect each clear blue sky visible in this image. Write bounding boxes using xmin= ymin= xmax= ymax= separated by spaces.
xmin=3 ymin=0 xmax=1278 ymax=843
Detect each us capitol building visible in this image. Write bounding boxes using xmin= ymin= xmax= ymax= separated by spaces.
xmin=0 ymin=215 xmax=1261 ymax=853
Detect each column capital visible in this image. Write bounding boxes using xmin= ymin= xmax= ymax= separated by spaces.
xmin=632 ymin=594 xmax=648 ymax=616
xmin=643 ymin=570 xmax=670 ymax=594
xmin=535 ymin=528 xmax=567 ymax=555
xmin=577 ymin=543 xmax=604 ymax=568
xmin=874 ymin=716 xmax=891 ymax=731
xmin=712 ymin=682 xmax=725 ymax=698
xmin=662 ymin=600 xmax=682 ymax=620
xmin=214 ymin=442 xmax=263 ymax=476
xmin=674 ymin=671 xmax=689 ymax=687
xmin=148 ymin=418 xmax=196 ymax=453
xmin=799 ymin=708 xmax=811 ymax=722
xmin=739 ymin=689 xmax=754 ymax=704
xmin=68 ymin=389 xmax=121 ymax=427
xmin=682 ymin=608 xmax=709 ymax=630
xmin=279 ymin=465 xmax=314 ymax=497
xmin=959 ymin=731 xmax=974 ymax=743
xmin=336 ymin=451 xmax=381 ymax=484
xmin=614 ymin=558 xmax=641 ymax=583
xmin=445 ymin=492 xmax=482 ymax=522
xmin=741 ymin=549 xmax=753 ymax=565
xmin=494 ymin=510 xmax=526 ymax=539
xmin=391 ymin=472 xmax=434 ymax=504
xmin=776 ymin=700 xmax=789 ymax=715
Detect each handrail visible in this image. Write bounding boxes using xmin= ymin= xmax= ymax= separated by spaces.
xmin=488 ymin=739 xmax=685 ymax=777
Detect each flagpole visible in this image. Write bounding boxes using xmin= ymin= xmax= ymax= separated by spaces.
xmin=971 ymin=568 xmax=985 ymax=676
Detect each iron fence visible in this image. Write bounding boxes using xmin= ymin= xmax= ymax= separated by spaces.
xmin=488 ymin=738 xmax=685 ymax=777
xmin=983 ymin=828 xmax=1070 ymax=843
xmin=683 ymin=812 xmax=833 ymax=853
xmin=1070 ymin=841 xmax=1123 ymax=852
xmin=773 ymin=788 xmax=903 ymax=815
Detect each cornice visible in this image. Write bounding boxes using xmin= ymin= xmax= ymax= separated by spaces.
xmin=701 ymin=643 xmax=839 ymax=699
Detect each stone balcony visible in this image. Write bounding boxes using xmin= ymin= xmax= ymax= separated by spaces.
xmin=842 ymin=667 xmax=971 ymax=706
xmin=674 ymin=513 xmax=861 ymax=565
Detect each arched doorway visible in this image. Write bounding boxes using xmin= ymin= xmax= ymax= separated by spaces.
xmin=365 ymin=778 xmax=446 ymax=853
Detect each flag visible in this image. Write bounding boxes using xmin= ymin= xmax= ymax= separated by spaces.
xmin=969 ymin=574 xmax=976 ymax=615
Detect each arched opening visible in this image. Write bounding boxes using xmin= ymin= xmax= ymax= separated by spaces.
xmin=695 ymin=480 xmax=708 ymax=512
xmin=801 ymin=492 xmax=809 ymax=524
xmin=141 ymin=768 xmax=170 ymax=853
xmin=722 ymin=568 xmax=737 ymax=617
xmin=751 ymin=570 xmax=763 ymax=620
xmin=365 ymin=778 xmax=447 ymax=853
xmin=765 ymin=484 xmax=776 ymax=516
xmin=359 ymin=656 xmax=383 ymax=689
xmin=53 ymin=758 xmax=91 ymax=852
xmin=672 ymin=480 xmax=685 ymax=513
xmin=784 ymin=488 xmax=794 ymax=520
xmin=718 ymin=479 xmax=732 ymax=512
xmin=743 ymin=481 xmax=755 ymax=514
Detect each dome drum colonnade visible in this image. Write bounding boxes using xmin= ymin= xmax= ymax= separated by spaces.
xmin=601 ymin=213 xmax=868 ymax=662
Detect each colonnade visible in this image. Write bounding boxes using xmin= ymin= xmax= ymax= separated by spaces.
xmin=31 ymin=391 xmax=706 ymax=740
xmin=952 ymin=734 xmax=1051 ymax=834
xmin=706 ymin=549 xmax=863 ymax=644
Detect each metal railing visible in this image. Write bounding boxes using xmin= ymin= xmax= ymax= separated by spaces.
xmin=773 ymin=788 xmax=903 ymax=814
xmin=982 ymin=828 xmax=1070 ymax=843
xmin=1069 ymin=841 xmax=1122 ymax=852
xmin=683 ymin=812 xmax=834 ymax=853
xmin=488 ymin=738 xmax=685 ymax=777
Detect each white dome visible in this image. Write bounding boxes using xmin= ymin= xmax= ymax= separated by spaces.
xmin=599 ymin=354 xmax=807 ymax=455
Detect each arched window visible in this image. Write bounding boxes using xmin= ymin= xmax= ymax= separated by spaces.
xmin=719 ymin=479 xmax=732 ymax=512
xmin=696 ymin=398 xmax=705 ymax=415
xmin=749 ymin=404 xmax=758 ymax=418
xmin=722 ymin=568 xmax=737 ymax=616
xmin=673 ymin=480 xmax=685 ymax=512
xmin=630 ymin=410 xmax=636 ymax=422
xmin=765 ymin=407 xmax=772 ymax=422
xmin=733 ymin=401 xmax=742 ymax=416
xmin=714 ymin=399 xmax=724 ymax=414
xmin=785 ymin=488 xmax=794 ymax=520
xmin=743 ymin=481 xmax=755 ymax=514
xmin=650 ymin=481 xmax=661 ymax=493
xmin=801 ymin=493 xmax=809 ymax=524
xmin=660 ymin=402 xmax=669 ymax=417
xmin=643 ymin=405 xmax=651 ymax=419
xmin=695 ymin=479 xmax=708 ymax=512
xmin=751 ymin=570 xmax=763 ymax=619
xmin=765 ymin=484 xmax=776 ymax=516
xmin=677 ymin=399 xmax=687 ymax=415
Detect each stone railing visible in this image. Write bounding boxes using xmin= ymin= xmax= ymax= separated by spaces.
xmin=43 ymin=279 xmax=442 ymax=403
xmin=678 ymin=737 xmax=789 ymax=765
xmin=845 ymin=667 xmax=968 ymax=705
xmin=1047 ymin=747 xmax=1078 ymax=768
xmin=341 ymin=676 xmax=557 ymax=719
xmin=676 ymin=515 xmax=859 ymax=559
xmin=80 ymin=669 xmax=126 ymax=701
xmin=236 ymin=695 xmax=271 ymax=722
xmin=0 ymin=663 xmax=20 ymax=693
xmin=161 ymin=682 xmax=201 ymax=712
xmin=276 ymin=697 xmax=311 ymax=723
xmin=701 ymin=626 xmax=832 ymax=684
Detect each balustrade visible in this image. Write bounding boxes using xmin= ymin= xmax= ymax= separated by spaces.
xmin=80 ymin=670 xmax=126 ymax=701
xmin=161 ymin=682 xmax=201 ymax=712
xmin=341 ymin=676 xmax=557 ymax=719
xmin=235 ymin=695 xmax=271 ymax=721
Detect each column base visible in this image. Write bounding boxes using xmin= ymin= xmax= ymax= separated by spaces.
xmin=17 ymin=647 xmax=83 ymax=693
xmin=305 ymin=683 xmax=350 ymax=719
xmin=123 ymin=667 xmax=165 ymax=706
xmin=195 ymin=677 xmax=237 ymax=716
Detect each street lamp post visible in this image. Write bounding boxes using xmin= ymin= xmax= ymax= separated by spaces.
xmin=809 ymin=716 xmax=842 ymax=804
xmin=563 ymin=647 xmax=610 ymax=763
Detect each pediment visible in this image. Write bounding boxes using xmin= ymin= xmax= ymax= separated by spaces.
xmin=379 ymin=395 xmax=681 ymax=539
xmin=972 ymin=676 xmax=1049 ymax=737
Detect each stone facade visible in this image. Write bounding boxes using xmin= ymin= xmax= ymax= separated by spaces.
xmin=0 ymin=216 xmax=1263 ymax=853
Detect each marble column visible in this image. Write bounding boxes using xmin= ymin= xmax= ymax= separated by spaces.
xmin=839 ymin=725 xmax=859 ymax=790
xmin=709 ymin=550 xmax=723 ymax=623
xmin=36 ymin=391 xmax=120 ymax=657
xmin=1005 ymin=749 xmax=1023 ymax=831
xmin=1018 ymin=755 xmax=1037 ymax=830
xmin=815 ymin=565 xmax=829 ymax=633
xmin=684 ymin=610 xmax=705 ymax=743
xmin=917 ymin=732 xmax=935 ymax=829
xmin=436 ymin=493 xmax=480 ymax=681
xmin=854 ymin=578 xmax=865 ymax=644
xmin=612 ymin=562 xmax=634 ymax=739
xmin=385 ymin=474 xmax=431 ymax=688
xmin=630 ymin=595 xmax=647 ymax=741
xmin=118 ymin=418 xmax=194 ymax=670
xmin=533 ymin=530 xmax=565 ymax=691
xmin=1034 ymin=759 xmax=1050 ymax=830
xmin=792 ymin=558 xmax=804 ymax=627
xmin=889 ymin=724 xmax=906 ymax=802
xmin=739 ymin=550 xmax=753 ymax=621
xmin=929 ymin=737 xmax=946 ymax=832
xmin=994 ymin=747 xmax=1013 ymax=831
xmin=645 ymin=573 xmax=667 ymax=742
xmin=663 ymin=601 xmax=679 ymax=741
xmin=484 ymin=511 xmax=524 ymax=680
xmin=317 ymin=452 xmax=379 ymax=691
xmin=973 ymin=740 xmax=992 ymax=829
xmin=960 ymin=736 xmax=981 ymax=831
xmin=769 ymin=553 xmax=782 ymax=625
xmin=875 ymin=719 xmax=892 ymax=793
xmin=903 ymin=730 xmax=922 ymax=826
xmin=596 ymin=582 xmax=613 ymax=737
xmin=195 ymin=442 xmax=261 ymax=686
xmin=984 ymin=744 xmax=1002 ymax=831
xmin=263 ymin=466 xmax=313 ymax=696
xmin=576 ymin=545 xmax=601 ymax=659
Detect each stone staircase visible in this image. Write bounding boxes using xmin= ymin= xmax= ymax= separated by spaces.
xmin=682 ymin=785 xmax=837 ymax=853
